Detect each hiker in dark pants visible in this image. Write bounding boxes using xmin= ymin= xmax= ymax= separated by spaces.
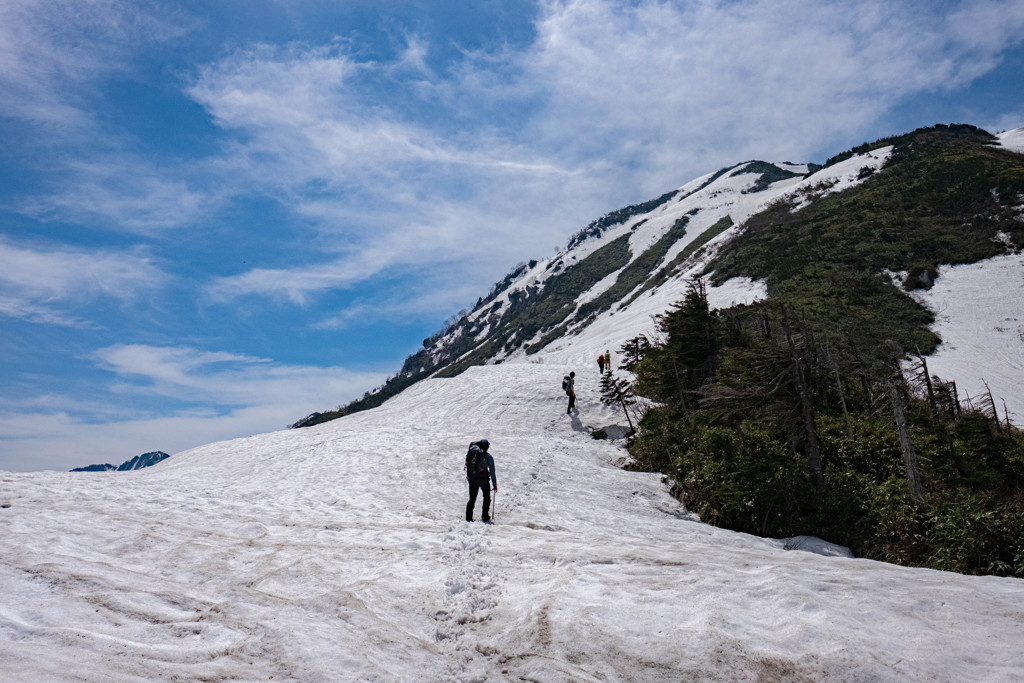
xmin=597 ymin=354 xmax=605 ymax=373
xmin=466 ymin=439 xmax=497 ymax=523
xmin=565 ymin=371 xmax=576 ymax=414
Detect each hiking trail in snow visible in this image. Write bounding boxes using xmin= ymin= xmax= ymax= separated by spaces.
xmin=3 ymin=361 xmax=1024 ymax=681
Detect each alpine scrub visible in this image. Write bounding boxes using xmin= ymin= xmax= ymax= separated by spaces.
xmin=627 ymin=281 xmax=1024 ymax=577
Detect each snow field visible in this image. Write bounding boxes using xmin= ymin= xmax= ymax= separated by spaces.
xmin=909 ymin=253 xmax=1024 ymax=420
xmin=996 ymin=127 xmax=1024 ymax=154
xmin=4 ymin=360 xmax=1024 ymax=681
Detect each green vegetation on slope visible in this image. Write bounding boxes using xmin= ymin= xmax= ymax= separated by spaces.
xmin=628 ymin=285 xmax=1024 ymax=576
xmin=628 ymin=214 xmax=735 ymax=304
xmin=626 ymin=124 xmax=1024 ymax=576
xmin=712 ymin=123 xmax=1024 ymax=366
xmin=575 ymin=216 xmax=691 ymax=320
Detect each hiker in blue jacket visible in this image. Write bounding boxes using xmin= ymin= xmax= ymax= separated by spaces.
xmin=465 ymin=439 xmax=497 ymax=523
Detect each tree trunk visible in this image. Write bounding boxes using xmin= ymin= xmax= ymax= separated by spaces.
xmin=826 ymin=335 xmax=854 ymax=440
xmin=616 ymin=386 xmax=635 ymax=433
xmin=983 ymin=382 xmax=1001 ymax=434
xmin=670 ymin=357 xmax=687 ymax=410
xmin=916 ymin=347 xmax=936 ymax=416
xmin=781 ymin=307 xmax=825 ymax=487
xmin=886 ymin=381 xmax=924 ymax=505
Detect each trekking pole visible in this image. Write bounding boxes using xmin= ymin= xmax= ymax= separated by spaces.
xmin=492 ymin=489 xmax=497 ymax=523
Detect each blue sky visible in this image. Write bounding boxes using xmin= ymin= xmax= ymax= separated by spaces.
xmin=2 ymin=0 xmax=1023 ymax=472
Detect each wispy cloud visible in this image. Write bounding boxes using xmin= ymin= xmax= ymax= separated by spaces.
xmin=0 ymin=404 xmax=322 ymax=472
xmin=521 ymin=0 xmax=1024 ymax=183
xmin=0 ymin=0 xmax=212 ymax=233
xmin=0 ymin=343 xmax=389 ymax=471
xmin=92 ymin=343 xmax=386 ymax=408
xmin=0 ymin=238 xmax=166 ymax=325
xmin=205 ymin=255 xmax=390 ymax=306
xmin=16 ymin=155 xmax=216 ymax=234
xmin=312 ymin=281 xmax=488 ymax=331
xmin=185 ymin=0 xmax=1024 ymax=308
xmin=0 ymin=0 xmax=195 ymax=126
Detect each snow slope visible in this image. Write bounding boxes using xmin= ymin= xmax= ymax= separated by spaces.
xmin=3 ymin=356 xmax=1024 ymax=681
xmin=910 ymin=253 xmax=1024 ymax=420
xmin=440 ymin=150 xmax=893 ymax=373
xmin=996 ymin=127 xmax=1024 ymax=154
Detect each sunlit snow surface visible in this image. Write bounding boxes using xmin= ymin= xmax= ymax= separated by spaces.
xmin=3 ymin=360 xmax=1024 ymax=681
xmin=996 ymin=127 xmax=1024 ymax=154
xmin=910 ymin=253 xmax=1024 ymax=421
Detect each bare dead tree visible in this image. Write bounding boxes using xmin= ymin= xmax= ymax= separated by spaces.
xmin=884 ymin=341 xmax=924 ymax=505
xmin=600 ymin=371 xmax=636 ymax=434
xmin=982 ymin=381 xmax=1002 ymax=434
xmin=915 ymin=346 xmax=937 ymax=416
xmin=886 ymin=378 xmax=925 ymax=505
xmin=781 ymin=306 xmax=824 ymax=487
xmin=826 ymin=332 xmax=854 ymax=440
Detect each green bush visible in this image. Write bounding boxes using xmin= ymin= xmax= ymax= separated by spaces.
xmin=665 ymin=422 xmax=810 ymax=537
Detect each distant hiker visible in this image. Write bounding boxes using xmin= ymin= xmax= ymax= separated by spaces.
xmin=605 ymin=349 xmax=611 ymax=370
xmin=597 ymin=354 xmax=605 ymax=373
xmin=562 ymin=371 xmax=576 ymax=414
xmin=465 ymin=439 xmax=497 ymax=523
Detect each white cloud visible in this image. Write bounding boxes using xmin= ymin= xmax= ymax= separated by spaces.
xmin=521 ymin=0 xmax=1024 ymax=185
xmin=92 ymin=343 xmax=384 ymax=408
xmin=17 ymin=155 xmax=216 ymax=234
xmin=312 ymin=281 xmax=487 ymax=331
xmin=205 ymin=255 xmax=390 ymax=305
xmin=183 ymin=0 xmax=1024 ymax=310
xmin=0 ymin=0 xmax=194 ymax=126
xmin=0 ymin=238 xmax=166 ymax=325
xmin=0 ymin=404 xmax=316 ymax=473
xmin=0 ymin=0 xmax=213 ymax=233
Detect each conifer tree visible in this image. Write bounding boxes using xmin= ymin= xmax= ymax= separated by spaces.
xmin=600 ymin=371 xmax=636 ymax=434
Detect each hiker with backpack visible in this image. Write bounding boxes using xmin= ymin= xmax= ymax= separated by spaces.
xmin=562 ymin=371 xmax=576 ymax=414
xmin=465 ymin=439 xmax=497 ymax=523
xmin=597 ymin=354 xmax=605 ymax=373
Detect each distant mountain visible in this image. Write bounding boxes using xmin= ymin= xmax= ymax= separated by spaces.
xmin=295 ymin=123 xmax=1024 ymax=427
xmin=71 ymin=451 xmax=170 ymax=472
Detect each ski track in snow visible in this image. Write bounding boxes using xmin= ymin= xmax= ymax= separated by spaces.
xmin=3 ymin=361 xmax=1024 ymax=681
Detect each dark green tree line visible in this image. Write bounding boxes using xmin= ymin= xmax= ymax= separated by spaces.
xmin=626 ymin=278 xmax=1024 ymax=576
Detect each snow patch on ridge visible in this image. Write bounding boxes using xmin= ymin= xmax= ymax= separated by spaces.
xmin=787 ymin=146 xmax=893 ymax=212
xmin=996 ymin=127 xmax=1024 ymax=154
xmin=706 ymin=276 xmax=768 ymax=310
xmin=910 ymin=253 xmax=1024 ymax=420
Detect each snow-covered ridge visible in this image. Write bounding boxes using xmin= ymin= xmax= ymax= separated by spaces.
xmin=428 ymin=149 xmax=894 ymax=373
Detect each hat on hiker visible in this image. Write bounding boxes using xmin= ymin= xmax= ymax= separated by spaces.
xmin=479 ymin=439 xmax=489 ymax=450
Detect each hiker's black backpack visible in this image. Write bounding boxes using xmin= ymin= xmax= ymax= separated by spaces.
xmin=562 ymin=375 xmax=571 ymax=394
xmin=466 ymin=443 xmax=488 ymax=476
